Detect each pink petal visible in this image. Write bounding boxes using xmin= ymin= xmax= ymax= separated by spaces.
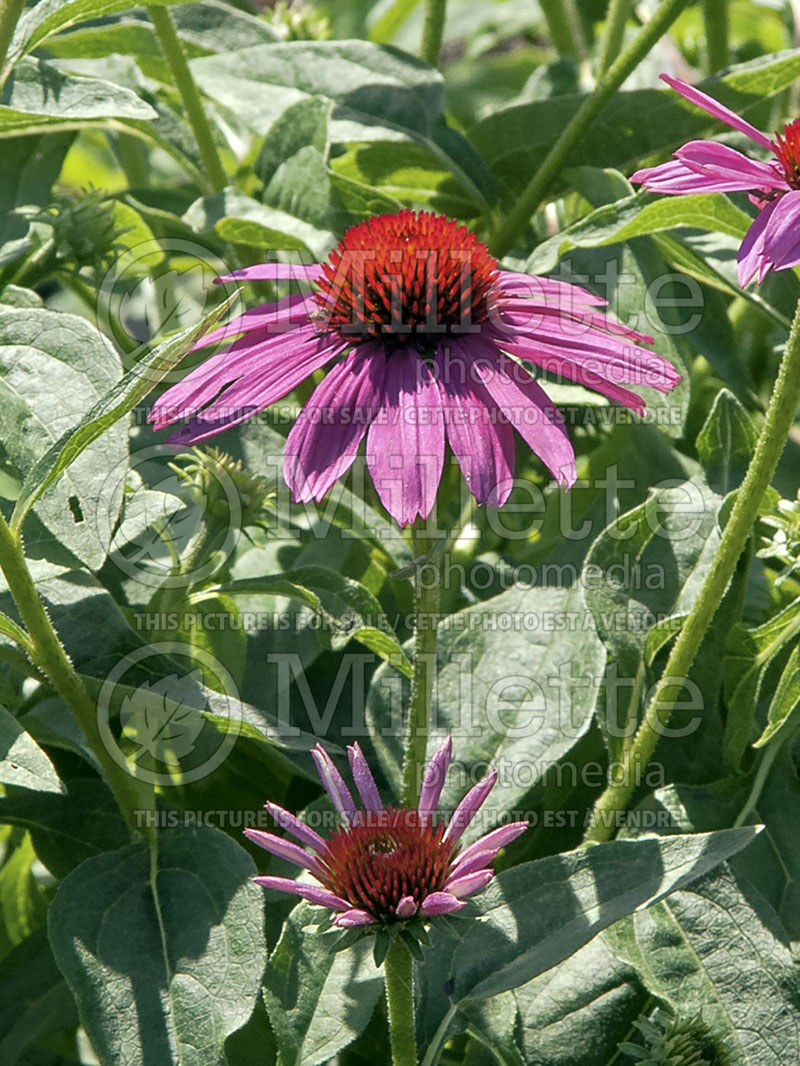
xmin=366 ymin=351 xmax=445 ymax=526
xmin=216 ymin=262 xmax=324 ymax=283
xmin=631 ymin=158 xmax=747 ymax=194
xmin=252 ymin=876 xmax=350 ymax=911
xmin=347 ymin=742 xmax=383 ymax=813
xmin=311 ymin=744 xmax=357 ymax=823
xmin=195 ymin=292 xmax=315 ymax=350
xmin=443 ymin=770 xmax=498 ymax=845
xmin=420 ymin=892 xmax=466 ymax=916
xmin=264 ymin=801 xmax=326 ymax=854
xmin=453 ymin=821 xmax=529 ymax=870
xmin=417 ymin=736 xmax=452 ymax=823
xmin=395 ymin=895 xmax=418 ymax=919
xmin=449 ymin=848 xmax=499 ymax=879
xmin=738 ymin=189 xmax=800 ymax=284
xmin=434 ymin=347 xmax=516 ymax=507
xmin=334 ymin=908 xmax=375 ymax=927
xmin=676 ymin=141 xmax=786 ymax=190
xmin=496 ymin=271 xmax=608 ymax=307
xmin=445 ymin=869 xmax=494 ymax=898
xmin=660 ymin=74 xmax=772 ymax=150
xmin=285 ymin=344 xmax=385 ymax=503
xmin=243 ymin=828 xmax=324 ymax=876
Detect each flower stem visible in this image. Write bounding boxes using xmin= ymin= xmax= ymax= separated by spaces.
xmin=419 ymin=0 xmax=447 ymax=67
xmin=733 ymin=737 xmax=782 ymax=828
xmin=402 ymin=510 xmax=440 ymax=808
xmin=539 ymin=0 xmax=581 ymax=59
xmin=384 ymin=939 xmax=418 ymax=1066
xmin=147 ymin=6 xmax=226 ymax=193
xmin=584 ymin=296 xmax=800 ymax=844
xmin=491 ymin=0 xmax=693 ymax=259
xmin=0 ymin=0 xmax=25 ymax=84
xmin=0 ymin=511 xmax=149 ymax=839
xmin=703 ymin=0 xmax=730 ymax=73
xmin=597 ymin=0 xmax=633 ymax=77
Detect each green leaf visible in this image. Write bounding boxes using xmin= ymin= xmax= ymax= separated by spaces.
xmin=607 ymin=866 xmax=800 ymax=1066
xmin=214 ymin=565 xmax=412 ymax=677
xmin=0 ymin=834 xmax=49 ymax=962
xmin=11 ymin=292 xmax=237 ymax=537
xmin=753 ymin=645 xmax=800 ymax=750
xmin=0 ymin=57 xmax=156 ymax=136
xmin=0 ymin=705 xmax=63 ymax=795
xmin=367 ymin=0 xmax=422 ymax=43
xmin=262 ymin=901 xmax=384 ymax=1066
xmin=48 ymin=826 xmax=266 ymax=1066
xmin=0 ymin=307 xmax=126 ymax=568
xmin=696 ymin=389 xmax=758 ymax=496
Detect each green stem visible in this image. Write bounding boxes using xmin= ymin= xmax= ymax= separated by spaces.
xmin=384 ymin=939 xmax=418 ymax=1066
xmin=584 ymin=296 xmax=800 ymax=844
xmin=0 ymin=511 xmax=147 ymax=838
xmin=419 ymin=0 xmax=447 ymax=67
xmin=402 ymin=510 xmax=440 ymax=808
xmin=597 ymin=0 xmax=633 ymax=77
xmin=733 ymin=738 xmax=782 ymax=828
xmin=703 ymin=0 xmax=730 ymax=73
xmin=539 ymin=0 xmax=581 ymax=58
xmin=147 ymin=6 xmax=226 ymax=193
xmin=0 ymin=0 xmax=25 ymax=84
xmin=491 ymin=0 xmax=692 ymax=259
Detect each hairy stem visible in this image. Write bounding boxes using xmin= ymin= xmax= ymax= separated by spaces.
xmin=585 ymin=296 xmax=800 ymax=843
xmin=148 ymin=6 xmax=226 ymax=192
xmin=539 ymin=0 xmax=581 ymax=58
xmin=491 ymin=0 xmax=692 ymax=258
xmin=703 ymin=0 xmax=730 ymax=73
xmin=402 ymin=510 xmax=440 ymax=808
xmin=419 ymin=0 xmax=447 ymax=67
xmin=384 ymin=939 xmax=418 ymax=1066
xmin=597 ymin=0 xmax=634 ymax=76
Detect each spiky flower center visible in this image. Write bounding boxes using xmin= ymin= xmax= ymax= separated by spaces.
xmin=318 ymin=807 xmax=456 ymax=921
xmin=314 ymin=209 xmax=499 ymax=350
xmin=773 ymin=118 xmax=800 ymax=186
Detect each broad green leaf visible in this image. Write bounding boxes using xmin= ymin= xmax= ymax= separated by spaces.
xmin=48 ymin=826 xmax=265 ymax=1066
xmin=607 ymin=867 xmax=800 ymax=1065
xmin=0 ymin=132 xmax=73 ymax=258
xmin=753 ymin=645 xmax=800 ymax=749
xmin=262 ymin=901 xmax=383 ymax=1066
xmin=450 ymin=829 xmax=758 ymax=1003
xmin=184 ymin=187 xmax=331 ymax=258
xmin=696 ymin=389 xmax=758 ymax=496
xmin=214 ymin=565 xmax=412 ymax=677
xmin=472 ymin=49 xmax=800 ymax=199
xmin=11 ymin=292 xmax=237 ymax=536
xmin=0 ymin=57 xmax=156 ymax=136
xmin=526 ymin=193 xmax=752 ymax=275
xmin=0 ymin=307 xmax=126 ymax=568
xmin=0 ymin=705 xmax=63 ymax=795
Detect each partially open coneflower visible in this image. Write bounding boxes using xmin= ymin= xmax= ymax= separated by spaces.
xmin=151 ymin=210 xmax=679 ymax=525
xmin=244 ymin=737 xmax=527 ymax=928
xmin=632 ymin=75 xmax=800 ymax=286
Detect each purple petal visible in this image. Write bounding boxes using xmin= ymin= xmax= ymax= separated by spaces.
xmin=448 ymin=848 xmax=499 ymax=879
xmin=738 ymin=189 xmax=800 ymax=285
xmin=676 ymin=141 xmax=786 ymax=190
xmin=285 ymin=344 xmax=385 ymax=503
xmin=434 ymin=347 xmax=516 ymax=507
xmin=366 ymin=351 xmax=445 ymax=526
xmin=417 ymin=736 xmax=452 ymax=823
xmin=216 ymin=262 xmax=323 ymax=283
xmin=347 ymin=742 xmax=383 ymax=812
xmin=311 ymin=744 xmax=357 ymax=822
xmin=660 ymin=74 xmax=772 ymax=150
xmin=445 ymin=869 xmax=494 ymax=898
xmin=496 ymin=271 xmax=608 ymax=307
xmin=453 ymin=821 xmax=529 ymax=870
xmin=253 ymin=877 xmax=350 ymax=910
xmin=465 ymin=341 xmax=576 ymax=488
xmin=195 ymin=292 xmax=315 ymax=350
xmin=264 ymin=801 xmax=326 ymax=854
xmin=443 ymin=770 xmax=498 ymax=845
xmin=243 ymin=828 xmax=324 ymax=876
xmin=420 ymin=892 xmax=466 ymax=916
xmin=395 ymin=895 xmax=418 ymax=919
xmin=631 ymin=159 xmax=747 ymax=194
xmin=334 ymin=908 xmax=375 ymax=927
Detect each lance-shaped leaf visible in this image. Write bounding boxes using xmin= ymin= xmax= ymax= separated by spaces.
xmin=753 ymin=644 xmax=800 ymax=750
xmin=0 ymin=705 xmax=63 ymax=795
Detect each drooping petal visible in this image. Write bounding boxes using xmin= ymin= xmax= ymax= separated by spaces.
xmin=252 ymin=875 xmax=350 ymax=911
xmin=243 ymin=829 xmax=324 ymax=876
xmin=496 ymin=271 xmax=608 ymax=307
xmin=420 ymin=891 xmax=467 ymax=916
xmin=367 ymin=350 xmax=445 ymax=526
xmin=631 ymin=158 xmax=752 ymax=194
xmin=738 ymin=189 xmax=800 ymax=285
xmin=194 ymin=292 xmax=315 ymax=351
xmin=264 ymin=801 xmax=326 ymax=854
xmin=660 ymin=74 xmax=773 ymax=150
xmin=443 ymin=770 xmax=498 ymax=845
xmin=347 ymin=742 xmax=383 ymax=813
xmin=418 ymin=736 xmax=452 ymax=823
xmin=452 ymin=821 xmax=529 ymax=870
xmin=445 ymin=869 xmax=494 ymax=898
xmin=216 ymin=262 xmax=324 ymax=284
xmin=333 ymin=908 xmax=375 ymax=927
xmin=676 ymin=141 xmax=786 ymax=190
xmin=311 ymin=744 xmax=357 ymax=822
xmin=434 ymin=346 xmax=516 ymax=507
xmin=448 ymin=848 xmax=499 ymax=879
xmin=395 ymin=896 xmax=418 ymax=918
xmin=465 ymin=340 xmax=576 ymax=488
xmin=285 ymin=344 xmax=385 ymax=504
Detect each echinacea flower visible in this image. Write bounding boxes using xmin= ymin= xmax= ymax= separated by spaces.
xmin=150 ymin=211 xmax=679 ymax=526
xmin=631 ymin=74 xmax=800 ymax=287
xmin=244 ymin=738 xmax=527 ymax=928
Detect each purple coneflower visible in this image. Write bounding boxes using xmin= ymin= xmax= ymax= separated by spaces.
xmin=150 ymin=210 xmax=679 ymax=526
xmin=244 ymin=737 xmax=527 ymax=927
xmin=632 ymin=74 xmax=800 ymax=287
